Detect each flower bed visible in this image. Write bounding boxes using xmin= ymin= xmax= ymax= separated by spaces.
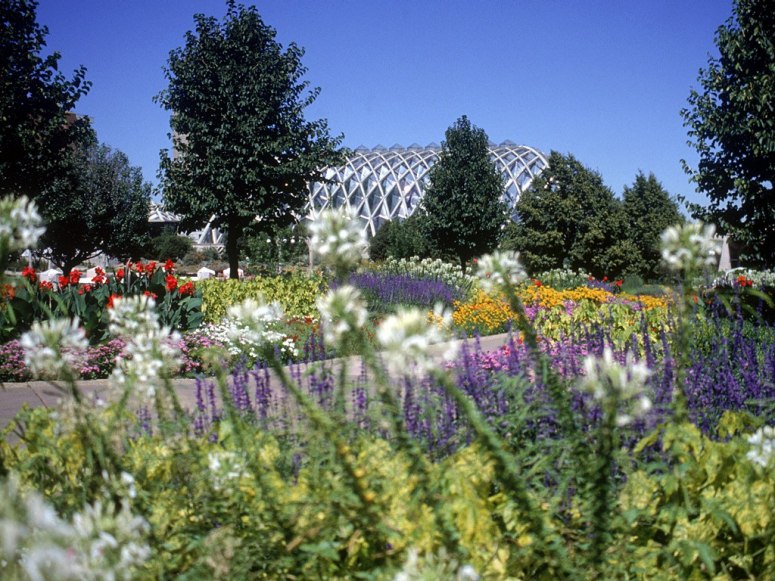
xmin=3 ymin=200 xmax=775 ymax=579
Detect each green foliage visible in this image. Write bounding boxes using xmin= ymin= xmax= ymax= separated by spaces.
xmin=622 ymin=172 xmax=685 ymax=280
xmin=38 ymin=142 xmax=153 ymax=272
xmin=199 ymin=272 xmax=326 ymax=323
xmin=157 ymin=1 xmax=344 ymax=278
xmin=241 ymin=224 xmax=308 ymax=272
xmin=369 ymin=213 xmax=433 ymax=262
xmin=617 ymin=421 xmax=775 ymax=578
xmin=0 ymin=0 xmax=92 ymax=199
xmin=681 ymin=0 xmax=775 ymax=268
xmin=507 ymin=151 xmax=634 ymax=278
xmin=418 ymin=116 xmax=507 ymax=272
xmin=148 ymin=229 xmax=193 ymax=261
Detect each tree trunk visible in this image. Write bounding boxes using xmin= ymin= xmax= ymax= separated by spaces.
xmin=226 ymin=225 xmax=241 ymax=280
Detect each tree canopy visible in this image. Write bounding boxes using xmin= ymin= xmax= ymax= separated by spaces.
xmin=418 ymin=115 xmax=506 ymax=272
xmin=681 ymin=0 xmax=775 ymax=268
xmin=157 ymin=1 xmax=344 ymax=278
xmin=38 ymin=142 xmax=152 ymax=272
xmin=506 ymin=151 xmax=633 ymax=278
xmin=622 ymin=172 xmax=684 ymax=280
xmin=0 ymin=0 xmax=91 ymax=199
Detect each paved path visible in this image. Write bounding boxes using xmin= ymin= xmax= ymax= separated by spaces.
xmin=1 ymin=333 xmax=513 ymax=436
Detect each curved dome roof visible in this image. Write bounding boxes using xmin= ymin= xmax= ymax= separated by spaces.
xmin=307 ymin=142 xmax=548 ymax=236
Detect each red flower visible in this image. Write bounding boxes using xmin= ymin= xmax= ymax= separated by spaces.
xmin=78 ymin=284 xmax=93 ymax=295
xmin=178 ymin=280 xmax=195 ymax=296
xmin=1 ymin=284 xmax=14 ymax=300
xmin=165 ymin=274 xmax=178 ymax=292
xmin=147 ymin=261 xmax=157 ymax=273
xmin=58 ymin=275 xmax=69 ymax=288
xmin=615 ymin=280 xmax=623 ymax=287
xmin=92 ymin=273 xmax=105 ymax=284
xmin=737 ymin=274 xmax=753 ymax=287
xmin=107 ymin=293 xmax=121 ymax=308
xmin=143 ymin=290 xmax=158 ymax=300
xmin=164 ymin=259 xmax=175 ymax=273
xmin=588 ymin=276 xmax=595 ymax=281
xmin=116 ymin=267 xmax=125 ymax=280
xmin=135 ymin=262 xmax=145 ymax=274
xmin=603 ymin=276 xmax=608 ymax=282
xmin=22 ymin=266 xmax=37 ymax=283
xmin=692 ymin=295 xmax=699 ymax=304
xmin=69 ymin=269 xmax=81 ymax=285
xmin=38 ymin=280 xmax=54 ymax=291
xmin=95 ymin=267 xmax=105 ymax=276
xmin=532 ymin=279 xmax=542 ymax=287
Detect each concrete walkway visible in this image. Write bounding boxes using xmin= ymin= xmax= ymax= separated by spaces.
xmin=1 ymin=333 xmax=513 ymax=435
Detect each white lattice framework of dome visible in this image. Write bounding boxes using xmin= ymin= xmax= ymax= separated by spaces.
xmin=148 ymin=202 xmax=224 ymax=247
xmin=307 ymin=141 xmax=549 ymax=236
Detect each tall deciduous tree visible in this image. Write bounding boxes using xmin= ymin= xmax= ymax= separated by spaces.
xmin=39 ymin=142 xmax=152 ymax=272
xmin=0 ymin=0 xmax=91 ymax=199
xmin=418 ymin=116 xmax=506 ymax=272
xmin=506 ymin=151 xmax=631 ymax=278
xmin=681 ymin=0 xmax=775 ymax=268
xmin=622 ymin=172 xmax=684 ymax=280
xmin=157 ymin=1 xmax=344 ymax=278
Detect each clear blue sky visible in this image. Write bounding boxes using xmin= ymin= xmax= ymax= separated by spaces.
xmin=36 ymin=0 xmax=733 ymax=207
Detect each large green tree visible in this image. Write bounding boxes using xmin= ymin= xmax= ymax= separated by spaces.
xmin=418 ymin=115 xmax=506 ymax=272
xmin=681 ymin=0 xmax=775 ymax=268
xmin=0 ymin=0 xmax=91 ymax=199
xmin=157 ymin=1 xmax=344 ymax=278
xmin=506 ymin=151 xmax=633 ymax=278
xmin=39 ymin=142 xmax=152 ymax=272
xmin=622 ymin=172 xmax=684 ymax=280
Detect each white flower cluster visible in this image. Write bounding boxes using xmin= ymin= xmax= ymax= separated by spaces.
xmin=533 ymin=267 xmax=591 ymax=290
xmin=376 ymin=304 xmax=456 ymax=375
xmin=746 ymin=426 xmax=775 ymax=468
xmin=0 ymin=195 xmax=45 ymax=251
xmin=309 ymin=208 xmax=367 ymax=273
xmin=196 ymin=298 xmax=298 ymax=362
xmin=475 ymin=250 xmax=528 ymax=293
xmin=20 ymin=318 xmax=88 ymax=380
xmin=378 ymin=256 xmax=478 ymax=294
xmin=0 ymin=475 xmax=150 ymax=581
xmin=316 ymin=285 xmax=369 ymax=348
xmin=108 ymin=296 xmax=181 ymax=399
xmin=660 ymin=222 xmax=721 ymax=274
xmin=208 ymin=450 xmax=247 ymax=491
xmin=580 ymin=348 xmax=652 ymax=426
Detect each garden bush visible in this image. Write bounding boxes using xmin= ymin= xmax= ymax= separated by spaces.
xmin=198 ymin=272 xmax=326 ymax=323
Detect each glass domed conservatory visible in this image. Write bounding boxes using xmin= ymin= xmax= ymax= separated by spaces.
xmin=307 ymin=142 xmax=549 ymax=236
xmin=154 ymin=141 xmax=548 ymax=247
